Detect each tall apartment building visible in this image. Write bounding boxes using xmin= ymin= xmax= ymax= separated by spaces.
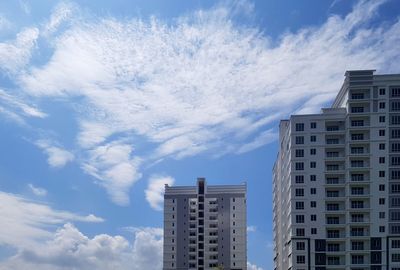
xmin=163 ymin=178 xmax=247 ymax=270
xmin=273 ymin=70 xmax=400 ymax=270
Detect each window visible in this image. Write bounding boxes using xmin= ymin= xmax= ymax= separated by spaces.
xmin=351 ymin=133 xmax=364 ymax=140
xmin=310 ymin=162 xmax=316 ymax=168
xmin=295 ymin=136 xmax=304 ymax=144
xmin=311 ymin=122 xmax=316 ymax=129
xmin=392 ymin=253 xmax=400 ymax=262
xmin=351 ymin=160 xmax=364 ymax=167
xmin=352 ymin=93 xmax=365 ymax=99
xmin=379 ymin=143 xmax=385 ymax=150
xmin=297 ymin=255 xmax=306 ymax=264
xmin=310 ymin=175 xmax=316 ymax=181
xmin=379 ymin=212 xmax=385 ymax=219
xmin=352 ymin=241 xmax=364 ymax=250
xmin=351 ymin=106 xmax=364 ymax=113
xmin=380 ymin=88 xmax=386 ymax=95
xmin=310 ymin=135 xmax=316 ymax=142
xmin=296 ymin=215 xmax=305 ymax=223
xmin=393 ymin=115 xmax=400 ymax=125
xmin=310 ymin=148 xmax=316 ymax=155
xmin=295 ymin=175 xmax=304 ymax=184
xmin=392 ymin=170 xmax=400 ymax=180
xmin=352 ymin=255 xmax=364 ymax=264
xmin=311 ymin=228 xmax=317 ymax=234
xmin=296 ymin=123 xmax=304 ymax=131
xmin=295 ymin=149 xmax=304 ymax=157
xmin=351 ymin=214 xmax=364 ymax=222
xmin=296 ymin=242 xmax=305 ymax=250
xmin=393 ymin=157 xmax=400 ymax=165
xmin=351 ymin=201 xmax=364 ymax=208
xmin=379 ymin=198 xmax=385 ymax=205
xmin=295 ymin=162 xmax=304 ymax=170
xmin=379 ymin=102 xmax=386 ymax=109
xmin=310 ymin=201 xmax=316 ymax=208
xmin=326 ymin=203 xmax=338 ymax=211
xmin=351 ymin=173 xmax=364 ymax=181
xmin=392 ymin=240 xmax=400 ymax=248
xmin=351 ymin=187 xmax=364 ymax=195
xmin=379 ymin=226 xmax=385 ymax=233
xmin=379 ymin=129 xmax=385 ymax=136
xmin=392 ymin=87 xmax=400 ymax=97
xmin=379 ymin=184 xmax=385 ymax=191
xmin=311 ymin=215 xmax=316 ymax=221
xmin=327 ymin=217 xmax=339 ymax=224
xmin=393 ymin=198 xmax=400 ymax=207
xmin=327 ymin=230 xmax=340 ymax=238
xmin=295 ymin=201 xmax=304 ymax=210
xmin=392 ymin=184 xmax=400 ymax=193
xmin=296 ymin=189 xmax=304 ymax=197
xmin=310 ymin=188 xmax=316 ymax=194
xmin=379 ymin=157 xmax=385 ymax=163
xmin=351 ymin=120 xmax=364 ymax=126
xmin=393 ymin=101 xmax=400 ymax=111
xmin=296 ymin=228 xmax=305 ymax=236
xmin=379 ymin=116 xmax=386 ymax=122
xmin=393 ymin=143 xmax=400 ymax=152
xmin=379 ymin=171 xmax=386 ymax=177
xmin=393 ymin=129 xmax=400 ymax=138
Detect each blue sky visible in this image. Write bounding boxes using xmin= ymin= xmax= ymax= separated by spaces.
xmin=0 ymin=0 xmax=400 ymax=269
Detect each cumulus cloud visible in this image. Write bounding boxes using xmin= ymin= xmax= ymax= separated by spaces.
xmin=0 ymin=191 xmax=161 ymax=269
xmin=1 ymin=0 xmax=399 ymax=205
xmin=28 ymin=184 xmax=47 ymax=197
xmin=247 ymin=262 xmax=263 ymax=270
xmin=247 ymin=225 xmax=257 ymax=232
xmin=81 ymin=141 xmax=142 ymax=206
xmin=145 ymin=175 xmax=175 ymax=211
xmin=36 ymin=140 xmax=74 ymax=168
xmin=0 ymin=191 xmax=103 ymax=249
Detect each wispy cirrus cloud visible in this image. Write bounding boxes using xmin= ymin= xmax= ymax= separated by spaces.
xmin=0 ymin=191 xmax=103 ymax=249
xmin=145 ymin=175 xmax=175 ymax=211
xmin=28 ymin=184 xmax=47 ymax=197
xmin=1 ymin=0 xmax=400 ymax=206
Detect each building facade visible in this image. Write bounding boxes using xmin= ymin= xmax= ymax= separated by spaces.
xmin=163 ymin=178 xmax=247 ymax=270
xmin=273 ymin=70 xmax=400 ymax=270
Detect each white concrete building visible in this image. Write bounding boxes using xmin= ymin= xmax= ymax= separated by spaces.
xmin=273 ymin=70 xmax=400 ymax=270
xmin=164 ymin=178 xmax=247 ymax=270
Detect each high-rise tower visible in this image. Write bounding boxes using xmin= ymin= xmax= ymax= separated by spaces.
xmin=273 ymin=70 xmax=400 ymax=270
xmin=163 ymin=178 xmax=247 ymax=270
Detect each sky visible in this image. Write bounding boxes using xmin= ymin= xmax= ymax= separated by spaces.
xmin=0 ymin=0 xmax=400 ymax=269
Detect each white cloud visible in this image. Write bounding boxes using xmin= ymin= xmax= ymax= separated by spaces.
xmin=247 ymin=225 xmax=257 ymax=232
xmin=145 ymin=175 xmax=175 ymax=211
xmin=28 ymin=184 xmax=47 ymax=197
xmin=19 ymin=0 xmax=31 ymax=15
xmin=247 ymin=262 xmax=263 ymax=270
xmin=0 ymin=27 xmax=39 ymax=74
xmin=0 ymin=192 xmax=160 ymax=269
xmin=3 ymin=0 xmax=399 ymax=205
xmin=81 ymin=141 xmax=142 ymax=206
xmin=43 ymin=2 xmax=77 ymax=37
xmin=0 ymin=191 xmax=103 ymax=249
xmin=0 ymin=14 xmax=12 ymax=31
xmin=0 ymin=219 xmax=162 ymax=270
xmin=36 ymin=140 xmax=74 ymax=168
xmin=0 ymin=89 xmax=47 ymax=119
